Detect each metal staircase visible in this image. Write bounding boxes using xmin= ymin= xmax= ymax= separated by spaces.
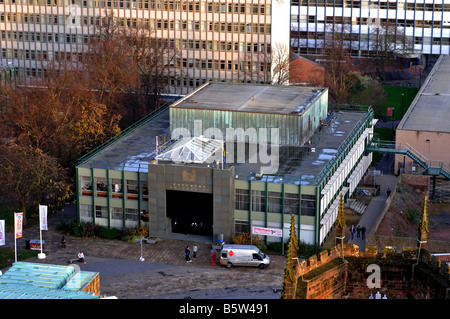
xmin=366 ymin=140 xmax=450 ymax=180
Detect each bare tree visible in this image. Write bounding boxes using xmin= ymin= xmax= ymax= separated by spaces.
xmin=271 ymin=43 xmax=290 ymax=85
xmin=369 ymin=21 xmax=414 ymax=81
xmin=121 ymin=26 xmax=181 ymax=111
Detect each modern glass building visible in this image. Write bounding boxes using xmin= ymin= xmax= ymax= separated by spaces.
xmin=75 ymin=82 xmax=375 ymax=245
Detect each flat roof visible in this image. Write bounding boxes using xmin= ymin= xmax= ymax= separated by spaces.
xmin=398 ymin=55 xmax=450 ymax=133
xmin=231 ymin=111 xmax=367 ymax=185
xmin=78 ymin=106 xmax=171 ymax=172
xmin=77 ymin=84 xmax=368 ymax=186
xmin=172 ymin=82 xmax=326 ymax=115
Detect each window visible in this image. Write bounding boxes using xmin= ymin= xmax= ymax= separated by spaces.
xmin=268 ymin=192 xmax=282 ymax=213
xmin=111 ymin=207 xmax=123 ymax=220
xmin=251 ymin=190 xmax=266 ymax=212
xmin=141 ymin=181 xmax=148 ymax=199
xmin=110 ymin=178 xmax=122 ymax=198
xmin=236 ymin=189 xmax=249 ymax=210
xmin=284 ymin=193 xmax=299 ymax=215
xmin=95 ymin=205 xmax=108 ymax=218
xmin=80 ymin=176 xmax=92 ymax=196
xmin=235 ymin=220 xmax=249 ymax=235
xmin=96 ymin=177 xmax=107 ymax=197
xmin=126 ymin=180 xmax=139 ymax=200
xmin=125 ymin=208 xmax=139 ymax=221
xmin=301 ymin=194 xmax=316 ymax=216
xmin=80 ymin=204 xmax=92 ymax=217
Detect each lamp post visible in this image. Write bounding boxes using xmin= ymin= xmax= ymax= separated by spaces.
xmin=401 ymin=93 xmax=404 ymax=118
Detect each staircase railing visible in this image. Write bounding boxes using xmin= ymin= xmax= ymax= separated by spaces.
xmin=367 ymin=139 xmax=450 ymax=179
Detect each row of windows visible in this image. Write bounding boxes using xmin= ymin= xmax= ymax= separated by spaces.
xmin=175 ymin=39 xmax=267 ymax=53
xmin=295 ymin=15 xmax=450 ymax=29
xmin=80 ymin=204 xmax=140 ymax=221
xmin=235 ymin=189 xmax=316 ymax=216
xmin=1 ymin=30 xmax=269 ymax=54
xmin=80 ymin=176 xmax=148 ymax=200
xmin=0 ymin=0 xmax=271 ymax=15
xmin=1 ymin=49 xmax=269 ymax=76
xmin=79 ymin=177 xmax=316 ymax=216
xmin=293 ymin=0 xmax=450 ymax=12
xmin=290 ymin=30 xmax=450 ymax=46
xmin=1 ymin=30 xmax=86 ymax=44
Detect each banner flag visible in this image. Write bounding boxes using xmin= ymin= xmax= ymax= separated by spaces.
xmin=15 ymin=212 xmax=23 ymax=239
xmin=252 ymin=226 xmax=283 ymax=238
xmin=0 ymin=220 xmax=5 ymax=246
xmin=39 ymin=205 xmax=48 ymax=231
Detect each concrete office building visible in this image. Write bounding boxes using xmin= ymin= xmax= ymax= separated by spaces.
xmin=291 ymin=0 xmax=450 ymax=60
xmin=76 ymin=82 xmax=375 ymax=245
xmin=2 ymin=0 xmax=449 ymax=93
xmin=0 ymin=0 xmax=290 ymax=94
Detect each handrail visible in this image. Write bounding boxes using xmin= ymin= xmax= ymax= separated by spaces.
xmin=367 ymin=139 xmax=450 ymax=179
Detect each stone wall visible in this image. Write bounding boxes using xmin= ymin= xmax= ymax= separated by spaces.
xmin=284 ymin=244 xmax=450 ymax=299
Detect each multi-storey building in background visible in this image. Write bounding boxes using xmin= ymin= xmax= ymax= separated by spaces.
xmin=0 ymin=0 xmax=290 ymax=94
xmin=291 ymin=0 xmax=450 ymax=63
xmin=1 ymin=0 xmax=449 ymax=93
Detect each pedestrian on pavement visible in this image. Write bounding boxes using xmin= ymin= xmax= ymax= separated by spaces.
xmin=61 ymin=236 xmax=66 ymax=248
xmin=350 ymin=225 xmax=355 ymax=240
xmin=193 ymin=244 xmax=198 ymax=259
xmin=78 ymin=251 xmax=86 ymax=264
xmin=356 ymin=225 xmax=361 ymax=238
xmin=361 ymin=226 xmax=366 ymax=240
xmin=387 ymin=188 xmax=391 ymax=197
xmin=185 ymin=246 xmax=192 ymax=263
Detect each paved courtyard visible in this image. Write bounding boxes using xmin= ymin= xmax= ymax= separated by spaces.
xmin=2 ymin=205 xmax=285 ymax=299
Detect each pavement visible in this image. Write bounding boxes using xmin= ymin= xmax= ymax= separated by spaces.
xmin=1 ymin=205 xmax=286 ymax=299
xmin=347 ymin=152 xmax=400 ymax=251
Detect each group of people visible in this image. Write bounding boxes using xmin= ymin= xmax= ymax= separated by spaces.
xmin=184 ymin=244 xmax=198 ymax=263
xmin=350 ymin=225 xmax=366 ymax=240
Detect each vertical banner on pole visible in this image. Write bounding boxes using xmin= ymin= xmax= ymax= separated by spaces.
xmin=15 ymin=212 xmax=23 ymax=239
xmin=0 ymin=220 xmax=5 ymax=246
xmin=14 ymin=212 xmax=23 ymax=262
xmin=38 ymin=205 xmax=47 ymax=259
xmin=39 ymin=205 xmax=48 ymax=231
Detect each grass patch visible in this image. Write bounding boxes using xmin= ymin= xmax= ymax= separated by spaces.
xmin=375 ymin=86 xmax=419 ymax=120
xmin=0 ymin=249 xmax=40 ymax=270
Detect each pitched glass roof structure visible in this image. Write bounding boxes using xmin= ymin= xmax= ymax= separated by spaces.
xmin=155 ymin=136 xmax=224 ymax=164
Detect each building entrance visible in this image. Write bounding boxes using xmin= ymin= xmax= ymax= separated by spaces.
xmin=166 ymin=190 xmax=213 ymax=236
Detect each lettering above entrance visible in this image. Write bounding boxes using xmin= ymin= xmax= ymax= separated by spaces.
xmin=182 ymin=169 xmax=196 ymax=183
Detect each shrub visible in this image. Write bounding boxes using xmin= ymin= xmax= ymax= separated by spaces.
xmin=231 ymin=233 xmax=263 ymax=247
xmin=98 ymin=226 xmax=122 ymax=240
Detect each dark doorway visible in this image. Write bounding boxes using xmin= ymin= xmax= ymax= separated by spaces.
xmin=166 ymin=190 xmax=213 ymax=236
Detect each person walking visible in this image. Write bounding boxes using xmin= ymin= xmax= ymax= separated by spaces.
xmin=361 ymin=226 xmax=366 ymax=240
xmin=192 ymin=244 xmax=198 ymax=259
xmin=185 ymin=246 xmax=192 ymax=263
xmin=387 ymin=188 xmax=391 ymax=197
xmin=356 ymin=225 xmax=361 ymax=238
xmin=350 ymin=225 xmax=355 ymax=240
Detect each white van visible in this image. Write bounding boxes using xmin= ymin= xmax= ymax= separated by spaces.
xmin=219 ymin=244 xmax=270 ymax=269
